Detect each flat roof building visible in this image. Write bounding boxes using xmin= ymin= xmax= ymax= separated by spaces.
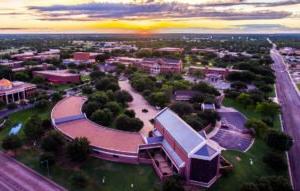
xmin=33 ymin=70 xmax=81 ymax=84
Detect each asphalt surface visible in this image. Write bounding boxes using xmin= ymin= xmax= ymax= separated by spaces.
xmin=271 ymin=45 xmax=300 ymax=191
xmin=0 ymin=152 xmax=66 ymax=191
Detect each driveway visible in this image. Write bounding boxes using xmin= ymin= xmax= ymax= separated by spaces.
xmin=119 ymin=80 xmax=158 ymax=137
xmin=0 ymin=152 xmax=66 ymax=191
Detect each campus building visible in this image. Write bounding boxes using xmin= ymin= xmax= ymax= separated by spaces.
xmin=63 ymin=52 xmax=102 ymax=65
xmin=189 ymin=66 xmax=242 ymax=79
xmin=33 ymin=70 xmax=81 ymax=84
xmin=51 ymin=96 xmax=221 ymax=188
xmin=106 ymin=57 xmax=182 ymax=74
xmin=0 ymin=79 xmax=36 ymax=104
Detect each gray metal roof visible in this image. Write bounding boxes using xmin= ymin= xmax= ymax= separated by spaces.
xmin=155 ymin=108 xmax=205 ymax=154
xmin=162 ymin=140 xmax=185 ymax=168
xmin=194 ymin=144 xmax=217 ymax=157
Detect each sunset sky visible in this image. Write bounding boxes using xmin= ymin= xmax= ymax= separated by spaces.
xmin=0 ymin=0 xmax=299 ymax=33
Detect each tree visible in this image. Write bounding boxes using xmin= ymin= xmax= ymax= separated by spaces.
xmin=51 ymin=92 xmax=62 ymax=103
xmin=104 ymin=102 xmax=122 ymax=116
xmin=115 ymin=114 xmax=143 ymax=132
xmin=82 ymin=101 xmax=99 ymax=117
xmin=82 ymin=86 xmax=93 ymax=94
xmin=256 ymin=176 xmax=292 ymax=191
xmin=265 ymin=130 xmax=293 ymax=151
xmin=0 ymin=65 xmax=13 ymax=79
xmin=69 ymin=172 xmax=88 ymax=188
xmin=89 ymin=71 xmax=105 ymax=81
xmin=192 ymin=82 xmax=220 ymax=96
xmin=114 ymin=90 xmax=133 ymax=104
xmin=14 ymin=72 xmax=30 ymax=81
xmin=124 ymin=109 xmax=135 ymax=118
xmin=231 ymin=81 xmax=248 ymax=90
xmin=240 ymin=183 xmax=259 ymax=191
xmin=149 ymin=92 xmax=170 ymax=107
xmin=170 ymin=102 xmax=193 ymax=117
xmin=245 ymin=119 xmax=269 ymax=137
xmin=35 ymin=99 xmax=50 ymax=109
xmin=95 ymin=77 xmax=119 ymax=91
xmin=39 ymin=152 xmax=56 ymax=167
xmin=32 ymin=76 xmax=45 ymax=84
xmin=263 ymin=152 xmax=287 ymax=171
xmin=237 ymin=93 xmax=253 ymax=107
xmin=256 ymin=102 xmax=280 ymax=120
xmin=2 ymin=135 xmax=22 ymax=153
xmin=24 ymin=115 xmax=44 ymax=141
xmin=41 ymin=131 xmax=64 ymax=153
xmin=66 ymin=137 xmax=90 ymax=162
xmin=162 ymin=176 xmax=184 ymax=191
xmin=90 ymin=109 xmax=113 ymax=126
xmin=89 ymin=92 xmax=109 ymax=106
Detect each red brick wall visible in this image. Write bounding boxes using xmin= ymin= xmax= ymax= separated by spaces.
xmin=73 ymin=52 xmax=90 ymax=61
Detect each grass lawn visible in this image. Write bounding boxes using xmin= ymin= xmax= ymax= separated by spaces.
xmin=209 ymin=98 xmax=288 ymax=191
xmin=223 ymin=98 xmax=280 ymax=130
xmin=81 ymin=75 xmax=91 ymax=82
xmin=0 ymin=107 xmax=160 ymax=191
xmin=297 ymin=84 xmax=300 ymax=91
xmin=52 ymin=84 xmax=74 ymax=91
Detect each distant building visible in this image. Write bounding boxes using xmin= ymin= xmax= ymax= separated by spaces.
xmin=201 ymin=103 xmax=216 ymax=111
xmin=63 ymin=52 xmax=102 ymax=65
xmin=0 ymin=79 xmax=36 ymax=104
xmin=191 ymin=48 xmax=218 ymax=53
xmin=156 ymin=47 xmax=184 ymax=53
xmin=173 ymin=90 xmax=201 ymax=101
xmin=0 ymin=60 xmax=23 ymax=68
xmin=189 ymin=66 xmax=241 ymax=79
xmin=11 ymin=50 xmax=60 ymax=61
xmin=33 ymin=70 xmax=81 ymax=84
xmin=136 ymin=58 xmax=182 ymax=74
xmin=107 ymin=57 xmax=182 ymax=74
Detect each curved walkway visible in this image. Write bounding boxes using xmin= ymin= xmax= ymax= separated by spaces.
xmin=51 ymin=96 xmax=144 ymax=155
xmin=119 ymin=80 xmax=158 ymax=137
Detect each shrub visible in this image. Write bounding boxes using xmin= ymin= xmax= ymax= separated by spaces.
xmin=66 ymin=137 xmax=90 ymax=162
xmin=2 ymin=135 xmax=22 ymax=152
xmin=263 ymin=152 xmax=287 ymax=171
xmin=265 ymin=130 xmax=293 ymax=151
xmin=39 ymin=152 xmax=56 ymax=167
xmin=69 ymin=172 xmax=88 ymax=188
xmin=41 ymin=131 xmax=64 ymax=153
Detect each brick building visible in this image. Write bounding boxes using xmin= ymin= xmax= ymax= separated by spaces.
xmin=33 ymin=70 xmax=81 ymax=84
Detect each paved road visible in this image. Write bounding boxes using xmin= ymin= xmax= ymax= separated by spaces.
xmin=0 ymin=152 xmax=66 ymax=191
xmin=0 ymin=104 xmax=34 ymax=119
xmin=271 ymin=43 xmax=300 ymax=191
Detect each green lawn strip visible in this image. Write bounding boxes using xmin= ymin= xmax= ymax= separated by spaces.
xmin=52 ymin=84 xmax=74 ymax=91
xmin=210 ymin=139 xmax=287 ymax=191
